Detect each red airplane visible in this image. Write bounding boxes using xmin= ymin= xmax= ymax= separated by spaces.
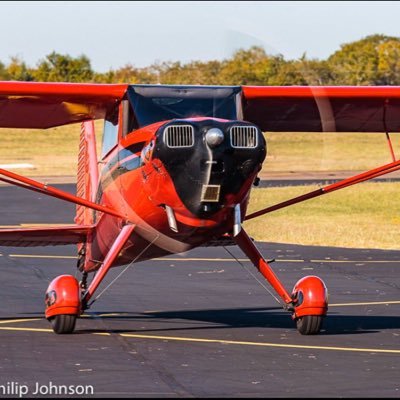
xmin=0 ymin=82 xmax=399 ymax=335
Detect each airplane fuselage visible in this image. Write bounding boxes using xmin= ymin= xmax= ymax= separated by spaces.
xmin=84 ymin=116 xmax=266 ymax=271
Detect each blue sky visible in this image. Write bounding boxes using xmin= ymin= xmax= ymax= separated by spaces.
xmin=1 ymin=1 xmax=400 ymax=72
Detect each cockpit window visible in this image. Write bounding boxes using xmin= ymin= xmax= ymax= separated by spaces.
xmin=126 ymin=85 xmax=242 ymax=130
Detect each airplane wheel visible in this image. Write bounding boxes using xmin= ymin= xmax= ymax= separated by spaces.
xmin=50 ymin=314 xmax=76 ymax=334
xmin=296 ymin=315 xmax=323 ymax=335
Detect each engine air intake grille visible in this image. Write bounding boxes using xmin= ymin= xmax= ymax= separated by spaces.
xmin=230 ymin=126 xmax=258 ymax=148
xmin=164 ymin=125 xmax=194 ymax=148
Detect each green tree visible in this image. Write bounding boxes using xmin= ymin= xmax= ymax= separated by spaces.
xmin=155 ymin=60 xmax=223 ymax=85
xmin=6 ymin=56 xmax=34 ymax=81
xmin=3 ymin=34 xmax=400 ymax=86
xmin=292 ymin=55 xmax=334 ymax=85
xmin=218 ymin=46 xmax=287 ymax=85
xmin=100 ymin=63 xmax=158 ymax=84
xmin=0 ymin=61 xmax=10 ymax=80
xmin=376 ymin=40 xmax=400 ymax=84
xmin=327 ymin=34 xmax=400 ymax=85
xmin=33 ymin=52 xmax=94 ymax=82
xmin=93 ymin=70 xmax=116 ymax=83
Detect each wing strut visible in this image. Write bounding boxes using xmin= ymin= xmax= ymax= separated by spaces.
xmin=245 ymin=158 xmax=400 ymax=221
xmin=385 ymin=132 xmax=397 ymax=162
xmin=0 ymin=168 xmax=126 ymax=221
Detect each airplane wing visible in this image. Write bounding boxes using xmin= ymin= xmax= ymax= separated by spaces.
xmin=0 ymin=225 xmax=94 ymax=247
xmin=242 ymin=85 xmax=400 ymax=220
xmin=0 ymin=81 xmax=131 ymax=248
xmin=242 ymin=86 xmax=400 ymax=132
xmin=0 ymin=81 xmax=128 ymax=128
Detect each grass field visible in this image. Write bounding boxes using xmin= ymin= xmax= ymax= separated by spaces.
xmin=0 ymin=122 xmax=102 ymax=177
xmin=1 ymin=123 xmax=399 ymax=249
xmin=245 ymin=182 xmax=400 ymax=250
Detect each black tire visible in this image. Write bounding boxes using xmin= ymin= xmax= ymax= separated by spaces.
xmin=50 ymin=314 xmax=77 ymax=334
xmin=296 ymin=315 xmax=323 ymax=335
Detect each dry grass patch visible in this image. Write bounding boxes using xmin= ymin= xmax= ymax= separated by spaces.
xmin=0 ymin=121 xmax=103 ymax=177
xmin=245 ymin=182 xmax=400 ymax=250
xmin=263 ymin=132 xmax=400 ymax=172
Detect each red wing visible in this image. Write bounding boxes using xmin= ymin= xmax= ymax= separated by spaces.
xmin=0 ymin=81 xmax=128 ymax=128
xmin=242 ymin=86 xmax=400 ymax=132
xmin=0 ymin=225 xmax=94 ymax=247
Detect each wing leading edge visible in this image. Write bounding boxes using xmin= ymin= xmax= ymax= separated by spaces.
xmin=0 ymin=81 xmax=128 ymax=129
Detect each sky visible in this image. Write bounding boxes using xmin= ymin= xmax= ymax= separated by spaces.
xmin=1 ymin=1 xmax=400 ymax=72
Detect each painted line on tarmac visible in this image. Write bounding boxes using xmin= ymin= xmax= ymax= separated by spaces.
xmin=0 ymin=318 xmax=41 ymax=324
xmin=0 ymin=327 xmax=53 ymax=333
xmin=157 ymin=257 xmax=306 ymax=263
xmin=9 ymin=254 xmax=77 ymax=259
xmin=0 ymin=224 xmax=75 ymax=228
xmin=4 ymin=253 xmax=399 ymax=265
xmin=6 ymin=254 xmax=304 ymax=263
xmin=311 ymin=259 xmax=399 ymax=264
xmin=117 ymin=332 xmax=400 ymax=355
xmin=19 ymin=224 xmax=76 ymax=227
xmin=330 ymin=300 xmax=400 ymax=307
xmin=0 ymin=325 xmax=399 ymax=355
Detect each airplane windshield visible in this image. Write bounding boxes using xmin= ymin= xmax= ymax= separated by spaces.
xmin=127 ymin=85 xmax=242 ymax=129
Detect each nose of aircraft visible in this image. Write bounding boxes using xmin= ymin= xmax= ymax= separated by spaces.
xmin=153 ymin=119 xmax=266 ymax=217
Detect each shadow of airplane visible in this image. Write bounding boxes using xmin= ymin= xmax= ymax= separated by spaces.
xmin=13 ymin=306 xmax=400 ymax=336
xmin=11 ymin=306 xmax=400 ymax=335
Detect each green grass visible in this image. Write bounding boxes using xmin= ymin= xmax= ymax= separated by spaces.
xmin=245 ymin=182 xmax=400 ymax=250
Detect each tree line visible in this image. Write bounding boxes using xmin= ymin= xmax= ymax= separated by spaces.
xmin=1 ymin=34 xmax=400 ymax=85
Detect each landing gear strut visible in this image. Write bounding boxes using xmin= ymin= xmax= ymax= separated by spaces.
xmin=233 ymin=228 xmax=328 ymax=335
xmin=45 ymin=224 xmax=135 ymax=334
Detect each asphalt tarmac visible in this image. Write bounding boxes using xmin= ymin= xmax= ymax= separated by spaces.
xmin=0 ymin=183 xmax=399 ymax=398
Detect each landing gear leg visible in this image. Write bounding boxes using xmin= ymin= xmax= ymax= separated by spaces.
xmin=45 ymin=224 xmax=135 ymax=334
xmin=81 ymin=224 xmax=135 ymax=311
xmin=80 ymin=271 xmax=88 ymax=293
xmin=233 ymin=228 xmax=328 ymax=335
